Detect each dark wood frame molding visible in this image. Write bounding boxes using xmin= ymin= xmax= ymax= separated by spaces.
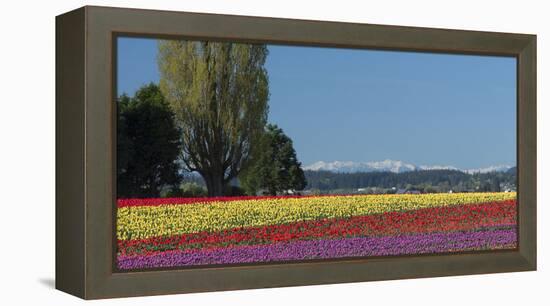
xmin=56 ymin=6 xmax=536 ymax=299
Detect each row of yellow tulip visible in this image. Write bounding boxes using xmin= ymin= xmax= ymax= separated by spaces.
xmin=117 ymin=192 xmax=516 ymax=240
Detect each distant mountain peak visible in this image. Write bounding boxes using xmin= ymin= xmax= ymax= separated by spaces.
xmin=303 ymin=160 xmax=513 ymax=174
xmin=304 ymin=160 xmax=415 ymax=173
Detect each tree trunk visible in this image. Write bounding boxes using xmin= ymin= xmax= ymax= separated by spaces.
xmin=203 ymin=172 xmax=225 ymax=197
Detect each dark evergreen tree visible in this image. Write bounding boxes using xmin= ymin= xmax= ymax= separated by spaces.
xmin=240 ymin=124 xmax=307 ymax=195
xmin=117 ymin=83 xmax=182 ymax=198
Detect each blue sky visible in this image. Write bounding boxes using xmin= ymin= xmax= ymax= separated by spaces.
xmin=117 ymin=37 xmax=516 ymax=169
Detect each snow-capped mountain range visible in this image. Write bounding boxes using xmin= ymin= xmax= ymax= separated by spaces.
xmin=303 ymin=160 xmax=513 ymax=174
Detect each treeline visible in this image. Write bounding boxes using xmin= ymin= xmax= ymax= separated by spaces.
xmin=304 ymin=168 xmax=517 ymax=193
xmin=118 ymin=82 xmax=306 ymax=198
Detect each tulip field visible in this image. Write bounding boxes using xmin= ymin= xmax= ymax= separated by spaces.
xmin=116 ymin=192 xmax=517 ymax=270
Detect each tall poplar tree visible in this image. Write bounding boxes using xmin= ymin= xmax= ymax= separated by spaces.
xmin=158 ymin=40 xmax=269 ymax=196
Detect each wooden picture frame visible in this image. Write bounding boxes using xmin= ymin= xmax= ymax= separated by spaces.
xmin=56 ymin=5 xmax=536 ymax=299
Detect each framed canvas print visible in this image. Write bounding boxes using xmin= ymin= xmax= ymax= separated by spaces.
xmin=56 ymin=6 xmax=536 ymax=299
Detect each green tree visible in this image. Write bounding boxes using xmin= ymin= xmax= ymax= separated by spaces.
xmin=158 ymin=41 xmax=269 ymax=196
xmin=240 ymin=124 xmax=307 ymax=195
xmin=117 ymin=83 xmax=182 ymax=198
